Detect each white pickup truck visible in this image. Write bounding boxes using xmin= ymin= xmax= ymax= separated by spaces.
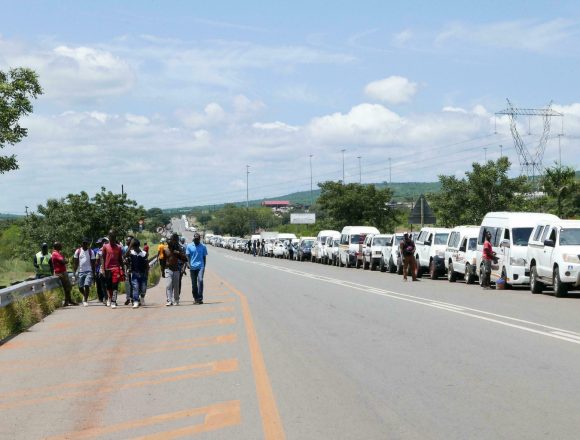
xmin=527 ymin=219 xmax=580 ymax=297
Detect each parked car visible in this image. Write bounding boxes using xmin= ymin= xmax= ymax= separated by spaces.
xmin=415 ymin=227 xmax=451 ymax=279
xmin=312 ymin=230 xmax=340 ymax=263
xmin=273 ymin=241 xmax=287 ymax=258
xmin=380 ymin=233 xmax=405 ymax=273
xmin=297 ymin=237 xmax=316 ymax=261
xmin=476 ymin=212 xmax=559 ymax=287
xmin=363 ymin=234 xmax=391 ymax=271
xmin=321 ymin=233 xmax=340 ymax=264
xmin=445 ymin=226 xmax=480 ymax=283
xmin=527 ymin=219 xmax=580 ymax=297
xmin=326 ymin=237 xmax=341 ymax=265
xmin=338 ymin=226 xmax=380 ymax=268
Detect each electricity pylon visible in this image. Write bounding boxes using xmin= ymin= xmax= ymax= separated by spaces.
xmin=495 ymin=99 xmax=563 ymax=182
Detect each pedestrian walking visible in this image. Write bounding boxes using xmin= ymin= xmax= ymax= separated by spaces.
xmin=481 ymin=231 xmax=496 ymax=290
xmin=400 ymin=233 xmax=418 ymax=281
xmin=128 ymin=239 xmax=148 ymax=308
xmin=33 ymin=243 xmax=53 ymax=279
xmin=178 ymin=236 xmax=187 ymax=293
xmin=73 ymin=238 xmax=96 ymax=306
xmin=52 ymin=242 xmax=76 ymax=306
xmin=186 ymin=232 xmax=208 ymax=305
xmin=163 ymin=233 xmax=187 ymax=306
xmin=123 ymin=236 xmax=134 ymax=305
xmin=100 ymin=230 xmax=124 ymax=308
xmin=94 ymin=238 xmax=108 ymax=303
xmin=252 ymin=240 xmax=257 ymax=257
xmin=158 ymin=238 xmax=167 ymax=278
xmin=143 ymin=242 xmax=149 ymax=258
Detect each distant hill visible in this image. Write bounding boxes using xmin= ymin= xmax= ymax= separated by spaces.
xmin=0 ymin=213 xmax=22 ymax=220
xmin=163 ymin=181 xmax=441 ymax=214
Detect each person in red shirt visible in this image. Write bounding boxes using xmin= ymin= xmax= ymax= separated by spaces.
xmin=481 ymin=231 xmax=496 ymax=289
xmin=52 ymin=242 xmax=76 ymax=306
xmin=100 ymin=229 xmax=124 ymax=308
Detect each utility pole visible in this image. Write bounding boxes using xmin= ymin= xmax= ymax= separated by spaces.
xmin=121 ymin=184 xmax=124 ymax=196
xmin=341 ymin=149 xmax=346 ymax=184
xmin=499 ymin=144 xmax=503 ymax=158
xmin=357 ymin=156 xmax=362 ymax=184
xmin=309 ymin=154 xmax=313 ymax=207
xmin=483 ymin=147 xmax=488 ymax=162
xmin=557 ymin=134 xmax=563 ymax=167
xmin=246 ymin=165 xmax=250 ymax=208
xmin=25 ymin=206 xmax=29 ymax=217
xmin=388 ymin=157 xmax=392 ymax=185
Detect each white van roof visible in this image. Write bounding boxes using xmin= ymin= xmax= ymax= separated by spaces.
xmin=317 ymin=230 xmax=340 ymax=238
xmin=340 ymin=226 xmax=380 ymax=235
xmin=278 ymin=233 xmax=297 ymax=239
xmin=482 ymin=212 xmax=560 ymax=225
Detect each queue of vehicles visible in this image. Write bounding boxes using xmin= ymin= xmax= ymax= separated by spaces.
xmin=204 ymin=211 xmax=580 ymax=296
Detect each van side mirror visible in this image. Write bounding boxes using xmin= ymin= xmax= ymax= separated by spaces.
xmin=544 ymin=239 xmax=555 ymax=247
xmin=459 ymin=246 xmax=466 ymax=252
xmin=500 ymin=239 xmax=510 ymax=248
xmin=425 ymin=241 xmax=431 ymax=246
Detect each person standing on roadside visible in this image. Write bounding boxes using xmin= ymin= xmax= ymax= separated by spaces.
xmin=164 ymin=233 xmax=187 ymax=306
xmin=400 ymin=233 xmax=418 ymax=282
xmin=33 ymin=243 xmax=53 ymax=279
xmin=52 ymin=242 xmax=77 ymax=306
xmin=73 ymin=238 xmax=96 ymax=307
xmin=186 ymin=232 xmax=208 ymax=305
xmin=143 ymin=242 xmax=150 ymax=258
xmin=481 ymin=231 xmax=496 ymax=290
xmin=100 ymin=230 xmax=123 ymax=308
xmin=158 ymin=238 xmax=167 ymax=278
xmin=128 ymin=239 xmax=148 ymax=308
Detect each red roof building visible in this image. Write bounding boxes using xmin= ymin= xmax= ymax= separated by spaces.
xmin=261 ymin=200 xmax=290 ymax=208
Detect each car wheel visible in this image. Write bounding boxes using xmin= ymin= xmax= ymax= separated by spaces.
xmin=530 ymin=266 xmax=544 ymax=294
xmin=465 ymin=264 xmax=475 ymax=285
xmin=553 ymin=266 xmax=567 ymax=297
xmin=370 ymin=260 xmax=376 ymax=271
xmin=501 ymin=267 xmax=512 ymax=289
xmin=448 ymin=262 xmax=457 ymax=282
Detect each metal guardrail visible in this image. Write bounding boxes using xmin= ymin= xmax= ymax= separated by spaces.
xmin=0 ymin=257 xmax=159 ymax=308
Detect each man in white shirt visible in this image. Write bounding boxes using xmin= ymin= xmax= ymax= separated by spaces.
xmin=73 ymin=238 xmax=96 ymax=306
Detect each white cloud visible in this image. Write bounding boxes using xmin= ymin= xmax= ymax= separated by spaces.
xmin=364 ymin=76 xmax=418 ymax=104
xmin=392 ymin=29 xmax=413 ymax=46
xmin=435 ymin=19 xmax=580 ymax=54
xmin=0 ymin=37 xmax=135 ymax=101
xmin=253 ymin=121 xmax=299 ymax=132
xmin=177 ymin=103 xmax=226 ymax=128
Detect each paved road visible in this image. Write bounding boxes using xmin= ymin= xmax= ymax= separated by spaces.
xmin=2 ymin=222 xmax=580 ymax=439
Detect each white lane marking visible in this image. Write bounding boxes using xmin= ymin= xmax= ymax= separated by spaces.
xmin=224 ymin=254 xmax=580 ymax=346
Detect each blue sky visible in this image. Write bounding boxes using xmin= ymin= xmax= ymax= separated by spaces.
xmin=1 ymin=0 xmax=579 ymax=213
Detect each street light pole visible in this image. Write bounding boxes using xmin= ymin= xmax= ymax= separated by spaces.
xmin=246 ymin=165 xmax=250 ymax=208
xmin=309 ymin=154 xmax=313 ymax=207
xmin=341 ymin=149 xmax=346 ymax=184
xmin=357 ymin=156 xmax=361 ymax=184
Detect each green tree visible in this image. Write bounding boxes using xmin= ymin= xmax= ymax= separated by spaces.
xmin=0 ymin=68 xmax=43 ymax=173
xmin=430 ymin=157 xmax=532 ymax=227
xmin=316 ymin=181 xmax=397 ymax=232
xmin=540 ymin=165 xmax=579 ymax=218
xmin=145 ymin=207 xmax=171 ymax=232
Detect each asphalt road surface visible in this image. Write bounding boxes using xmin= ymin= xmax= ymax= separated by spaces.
xmin=2 ymin=222 xmax=580 ymax=439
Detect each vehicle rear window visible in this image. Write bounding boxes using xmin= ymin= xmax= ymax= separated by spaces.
xmin=434 ymin=233 xmax=449 ymax=245
xmin=373 ymin=237 xmax=388 ymax=246
xmin=350 ymin=234 xmax=362 ymax=244
xmin=512 ymin=227 xmax=534 ymax=246
xmin=468 ymin=238 xmax=477 ymax=251
xmin=560 ymin=229 xmax=580 ymax=246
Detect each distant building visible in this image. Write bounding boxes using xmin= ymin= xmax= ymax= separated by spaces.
xmin=262 ymin=200 xmax=290 ymax=212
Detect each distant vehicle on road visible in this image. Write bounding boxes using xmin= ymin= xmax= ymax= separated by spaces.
xmin=363 ymin=234 xmax=391 ymax=271
xmin=527 ymin=219 xmax=580 ymax=297
xmin=312 ymin=230 xmax=340 ymax=263
xmin=339 ymin=226 xmax=380 ymax=268
xmin=297 ymin=237 xmax=316 ymax=261
xmin=415 ymin=227 xmax=451 ymax=279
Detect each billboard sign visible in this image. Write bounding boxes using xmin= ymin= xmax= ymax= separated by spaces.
xmin=290 ymin=213 xmax=316 ymax=224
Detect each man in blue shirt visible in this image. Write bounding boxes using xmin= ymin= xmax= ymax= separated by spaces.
xmin=186 ymin=232 xmax=208 ymax=304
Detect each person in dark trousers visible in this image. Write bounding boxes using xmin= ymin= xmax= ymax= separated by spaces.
xmin=100 ymin=230 xmax=123 ymax=308
xmin=186 ymin=232 xmax=208 ymax=304
xmin=163 ymin=233 xmax=187 ymax=306
xmin=400 ymin=233 xmax=418 ymax=281
xmin=128 ymin=239 xmax=148 ymax=308
xmin=252 ymin=240 xmax=257 ymax=257
xmin=33 ymin=243 xmax=53 ymax=279
xmin=52 ymin=242 xmax=76 ymax=306
xmin=481 ymin=231 xmax=496 ymax=290
xmin=94 ymin=238 xmax=108 ymax=303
